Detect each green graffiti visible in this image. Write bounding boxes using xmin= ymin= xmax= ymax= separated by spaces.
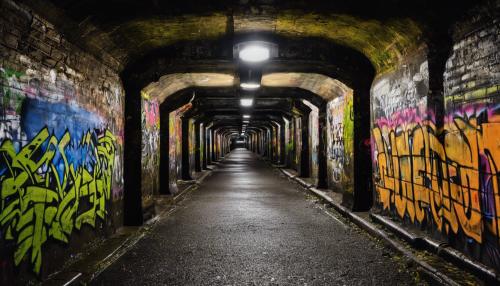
xmin=342 ymin=93 xmax=354 ymax=193
xmin=0 ymin=127 xmax=116 ymax=274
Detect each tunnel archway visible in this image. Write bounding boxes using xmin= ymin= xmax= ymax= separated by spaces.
xmin=123 ymin=66 xmax=374 ymax=224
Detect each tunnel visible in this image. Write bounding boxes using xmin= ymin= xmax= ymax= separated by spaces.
xmin=0 ymin=0 xmax=499 ymax=284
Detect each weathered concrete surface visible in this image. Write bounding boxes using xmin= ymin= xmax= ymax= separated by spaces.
xmin=93 ymin=149 xmax=418 ymax=285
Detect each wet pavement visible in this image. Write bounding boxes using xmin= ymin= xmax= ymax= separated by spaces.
xmin=93 ymin=149 xmax=420 ymax=285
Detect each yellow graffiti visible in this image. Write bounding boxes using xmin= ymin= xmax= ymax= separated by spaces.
xmin=0 ymin=127 xmax=116 ymax=274
xmin=373 ymin=112 xmax=500 ymax=244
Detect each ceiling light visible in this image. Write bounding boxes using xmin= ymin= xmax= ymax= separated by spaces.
xmin=243 ymin=115 xmax=251 ymax=119
xmin=239 ymin=45 xmax=270 ymax=62
xmin=240 ymin=98 xmax=254 ymax=107
xmin=243 ymin=120 xmax=249 ymax=123
xmin=240 ymin=82 xmax=260 ymax=90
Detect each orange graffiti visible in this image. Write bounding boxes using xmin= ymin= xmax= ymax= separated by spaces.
xmin=373 ymin=109 xmax=500 ymax=244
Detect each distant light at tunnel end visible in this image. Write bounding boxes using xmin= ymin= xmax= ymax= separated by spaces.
xmin=240 ymin=82 xmax=260 ymax=90
xmin=240 ymin=98 xmax=254 ymax=106
xmin=239 ymin=45 xmax=270 ymax=62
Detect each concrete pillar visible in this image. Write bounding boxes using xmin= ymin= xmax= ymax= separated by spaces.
xmin=206 ymin=126 xmax=212 ymax=165
xmin=279 ymin=121 xmax=286 ymax=165
xmin=181 ymin=116 xmax=192 ymax=180
xmin=123 ymin=85 xmax=143 ymax=226
xmin=159 ymin=104 xmax=170 ymax=194
xmin=211 ymin=128 xmax=216 ymax=162
xmin=202 ymin=124 xmax=208 ymax=169
xmin=194 ymin=122 xmax=201 ymax=172
xmin=317 ymin=104 xmax=328 ymax=189
xmin=299 ymin=109 xmax=311 ymax=178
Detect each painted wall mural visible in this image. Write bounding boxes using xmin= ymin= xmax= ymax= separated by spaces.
xmin=0 ymin=127 xmax=116 ymax=274
xmin=372 ymin=23 xmax=500 ymax=269
xmin=372 ymin=103 xmax=500 ymax=266
xmin=141 ymin=98 xmax=159 ymax=206
xmin=169 ymin=103 xmax=192 ymax=190
xmin=327 ymin=92 xmax=354 ymax=193
xmin=0 ymin=66 xmax=121 ymax=275
xmin=189 ymin=119 xmax=196 ymax=177
xmin=169 ymin=112 xmax=180 ymax=192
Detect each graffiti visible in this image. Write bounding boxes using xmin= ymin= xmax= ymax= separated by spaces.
xmin=0 ymin=64 xmax=121 ymax=276
xmin=327 ymin=93 xmax=354 ymax=192
xmin=303 ymin=100 xmax=319 ymax=180
xmin=372 ymin=104 xmax=500 ymax=250
xmin=371 ymin=58 xmax=428 ymax=119
xmin=199 ymin=123 xmax=204 ymax=166
xmin=0 ymin=127 xmax=116 ymax=274
xmin=1 ymin=68 xmax=28 ymax=146
xmin=141 ymin=99 xmax=159 ymax=203
xmin=189 ymin=119 xmax=195 ymax=177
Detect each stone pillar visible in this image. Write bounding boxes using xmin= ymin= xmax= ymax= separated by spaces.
xmin=123 ymin=85 xmax=143 ymax=226
xmin=317 ymin=104 xmax=328 ymax=189
xmin=194 ymin=121 xmax=201 ymax=172
xmin=159 ymin=103 xmax=170 ymax=194
xmin=181 ymin=116 xmax=192 ymax=180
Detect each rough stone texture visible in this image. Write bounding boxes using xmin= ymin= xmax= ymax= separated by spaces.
xmin=0 ymin=0 xmax=124 ymax=282
xmin=444 ymin=20 xmax=500 ymax=109
xmin=371 ymin=15 xmax=500 ymax=271
xmin=93 ymin=149 xmax=419 ymax=286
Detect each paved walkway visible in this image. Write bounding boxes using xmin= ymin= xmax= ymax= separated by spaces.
xmin=93 ymin=149 xmax=419 ymax=285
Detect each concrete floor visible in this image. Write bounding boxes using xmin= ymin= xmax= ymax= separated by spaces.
xmin=93 ymin=149 xmax=419 ymax=285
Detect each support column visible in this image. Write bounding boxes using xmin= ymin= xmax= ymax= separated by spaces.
xmin=194 ymin=121 xmax=201 ymax=172
xmin=353 ymin=84 xmax=373 ymax=211
xmin=211 ymin=128 xmax=216 ymax=162
xmin=317 ymin=104 xmax=328 ymax=189
xmin=206 ymin=126 xmax=212 ymax=165
xmin=279 ymin=121 xmax=286 ymax=165
xmin=159 ymin=104 xmax=170 ymax=194
xmin=123 ymin=85 xmax=143 ymax=226
xmin=299 ymin=108 xmax=311 ymax=178
xmin=181 ymin=116 xmax=192 ymax=180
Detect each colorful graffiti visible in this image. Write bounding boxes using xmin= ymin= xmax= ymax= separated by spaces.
xmin=372 ymin=104 xmax=500 ymax=261
xmin=1 ymin=63 xmax=121 ymax=275
xmin=327 ymin=93 xmax=354 ymax=193
xmin=0 ymin=127 xmax=116 ymax=274
xmin=141 ymin=99 xmax=160 ymax=204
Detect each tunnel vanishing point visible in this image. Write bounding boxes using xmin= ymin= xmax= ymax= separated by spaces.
xmin=0 ymin=0 xmax=500 ymax=284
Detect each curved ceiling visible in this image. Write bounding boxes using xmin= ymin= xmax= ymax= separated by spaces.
xmin=20 ymin=0 xmax=479 ymax=74
xmin=142 ymin=72 xmax=351 ymax=103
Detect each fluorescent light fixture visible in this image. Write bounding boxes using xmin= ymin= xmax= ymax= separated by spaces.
xmin=240 ymin=82 xmax=260 ymax=90
xmin=243 ymin=115 xmax=251 ymax=119
xmin=243 ymin=120 xmax=249 ymax=123
xmin=239 ymin=45 xmax=270 ymax=62
xmin=240 ymin=98 xmax=254 ymax=107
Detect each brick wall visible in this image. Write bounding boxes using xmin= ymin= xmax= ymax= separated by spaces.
xmin=0 ymin=0 xmax=124 ymax=282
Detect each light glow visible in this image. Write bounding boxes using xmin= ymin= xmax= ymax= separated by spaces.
xmin=239 ymin=45 xmax=270 ymax=62
xmin=243 ymin=115 xmax=251 ymax=119
xmin=240 ymin=98 xmax=254 ymax=107
xmin=240 ymin=82 xmax=260 ymax=90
